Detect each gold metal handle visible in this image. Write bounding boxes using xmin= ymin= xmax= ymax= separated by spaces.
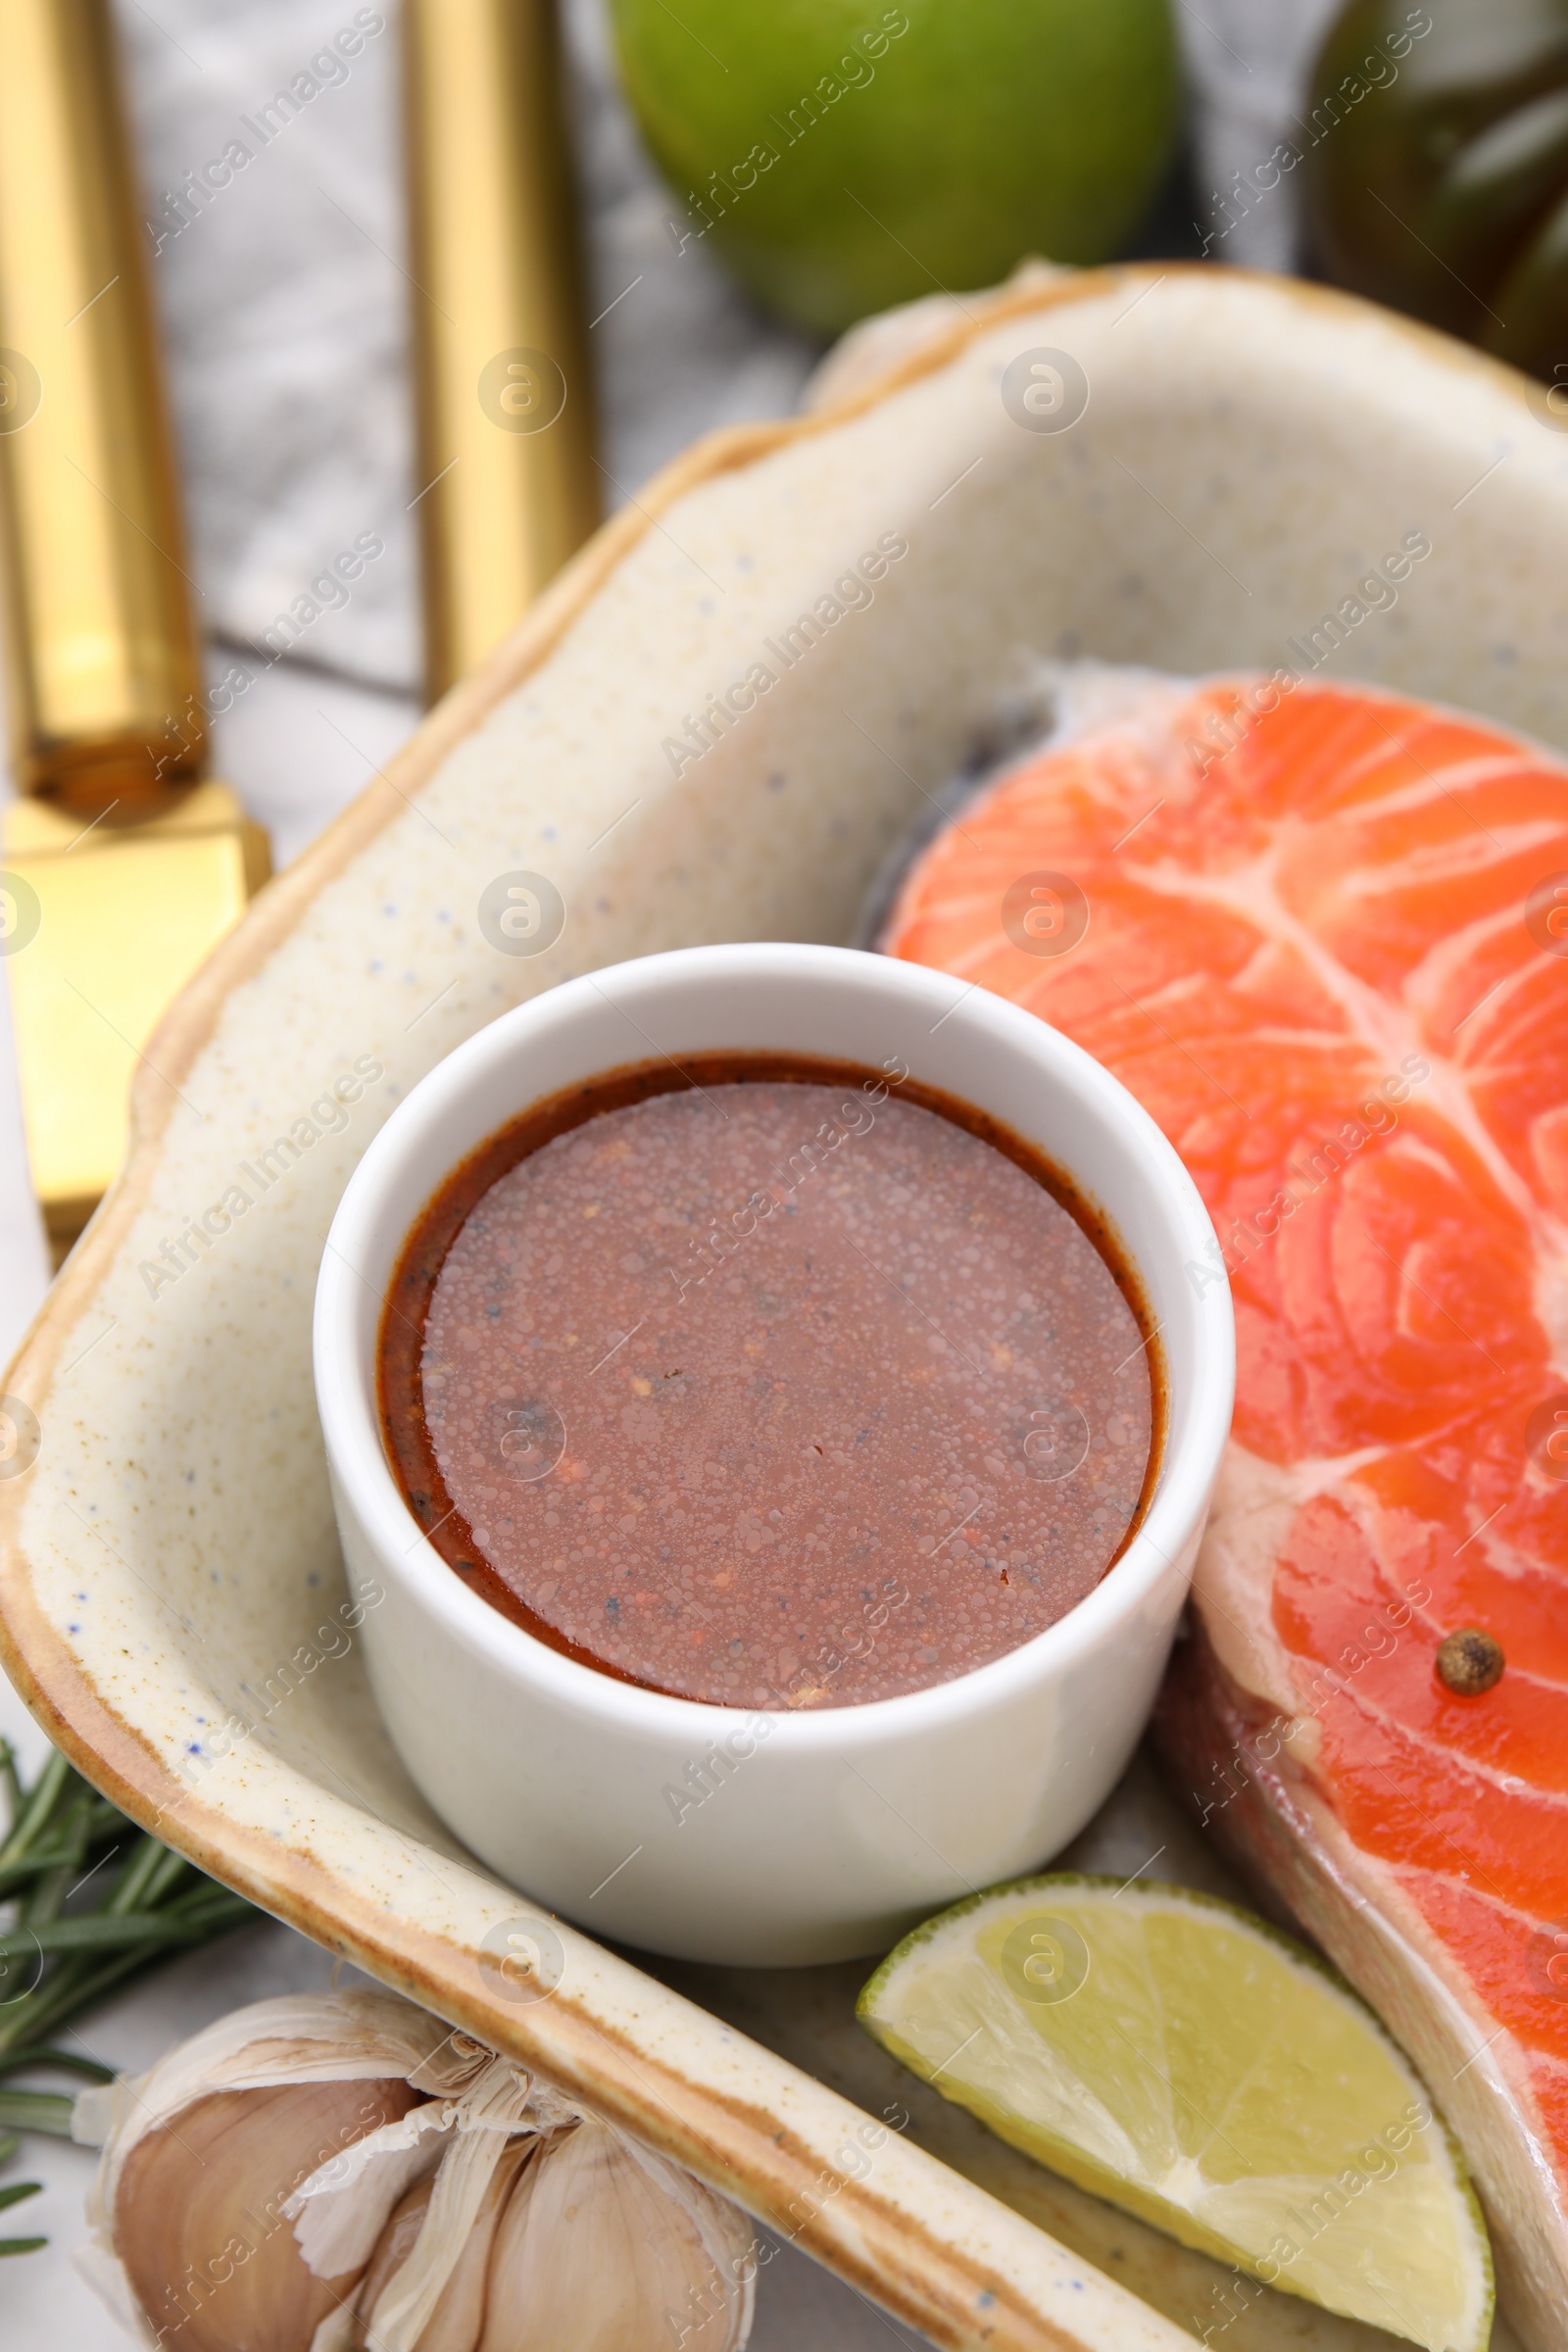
xmin=404 ymin=0 xmax=601 ymax=703
xmin=0 ymin=0 xmax=205 ymax=815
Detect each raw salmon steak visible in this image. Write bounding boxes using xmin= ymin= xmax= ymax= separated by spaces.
xmin=879 ymin=665 xmax=1568 ymax=2346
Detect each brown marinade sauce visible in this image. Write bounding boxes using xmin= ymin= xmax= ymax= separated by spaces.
xmin=378 ymin=1054 xmax=1164 ymax=1709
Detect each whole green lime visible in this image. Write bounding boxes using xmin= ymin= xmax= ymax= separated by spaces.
xmin=609 ymin=0 xmax=1183 ymax=335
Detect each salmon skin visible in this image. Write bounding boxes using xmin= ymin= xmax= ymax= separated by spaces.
xmin=878 ymin=662 xmax=1568 ymax=2348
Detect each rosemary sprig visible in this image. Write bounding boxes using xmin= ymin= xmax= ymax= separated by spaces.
xmin=0 ymin=2091 xmax=75 ymax=2136
xmin=0 ymin=1736 xmax=262 ymax=2253
xmin=0 ymin=2128 xmax=43 ymax=2256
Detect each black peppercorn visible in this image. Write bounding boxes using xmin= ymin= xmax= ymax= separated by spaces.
xmin=1436 ymin=1628 xmax=1505 ymax=1697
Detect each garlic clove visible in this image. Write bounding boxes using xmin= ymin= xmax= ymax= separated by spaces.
xmin=287 ymin=2096 xmax=457 ymax=2285
xmin=476 ymin=2117 xmax=754 ymax=2352
xmin=353 ymin=2175 xmax=431 ymax=2343
xmin=339 ymin=2047 xmax=537 ymax=2348
xmin=114 ymin=2077 xmax=423 ymax=2352
xmin=356 ymin=2137 xmax=533 ymax=2352
xmin=79 ymin=1989 xmax=453 ymax=2164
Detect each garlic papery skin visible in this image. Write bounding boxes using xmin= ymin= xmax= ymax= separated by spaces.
xmin=353 ymin=2138 xmax=534 ymax=2352
xmin=476 ymin=2117 xmax=756 ymax=2352
xmin=111 ymin=2077 xmax=425 ymax=2352
xmin=296 ymin=2039 xmax=541 ymax=2349
xmin=74 ymin=1990 xmax=458 ymax=2351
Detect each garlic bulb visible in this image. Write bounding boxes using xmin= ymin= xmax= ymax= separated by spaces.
xmin=74 ymin=1988 xmax=755 ymax=2352
xmin=474 ymin=2115 xmax=753 ymax=2352
xmin=74 ymin=1989 xmax=454 ymax=2352
xmin=113 ymin=2077 xmax=424 ymax=2352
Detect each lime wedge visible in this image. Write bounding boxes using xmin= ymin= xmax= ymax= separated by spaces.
xmin=858 ymin=1877 xmax=1492 ymax=2352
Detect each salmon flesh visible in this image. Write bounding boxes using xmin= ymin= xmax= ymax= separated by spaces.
xmin=879 ymin=665 xmax=1568 ymax=2346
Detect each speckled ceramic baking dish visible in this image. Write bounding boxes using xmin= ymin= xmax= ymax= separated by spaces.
xmin=3 ymin=265 xmax=1564 ymax=2352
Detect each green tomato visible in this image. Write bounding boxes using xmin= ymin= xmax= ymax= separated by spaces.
xmin=1301 ymin=0 xmax=1568 ymax=382
xmin=609 ymin=0 xmax=1182 ymax=336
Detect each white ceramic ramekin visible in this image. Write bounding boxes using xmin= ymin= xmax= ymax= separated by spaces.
xmin=314 ymin=944 xmax=1234 ymax=1965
